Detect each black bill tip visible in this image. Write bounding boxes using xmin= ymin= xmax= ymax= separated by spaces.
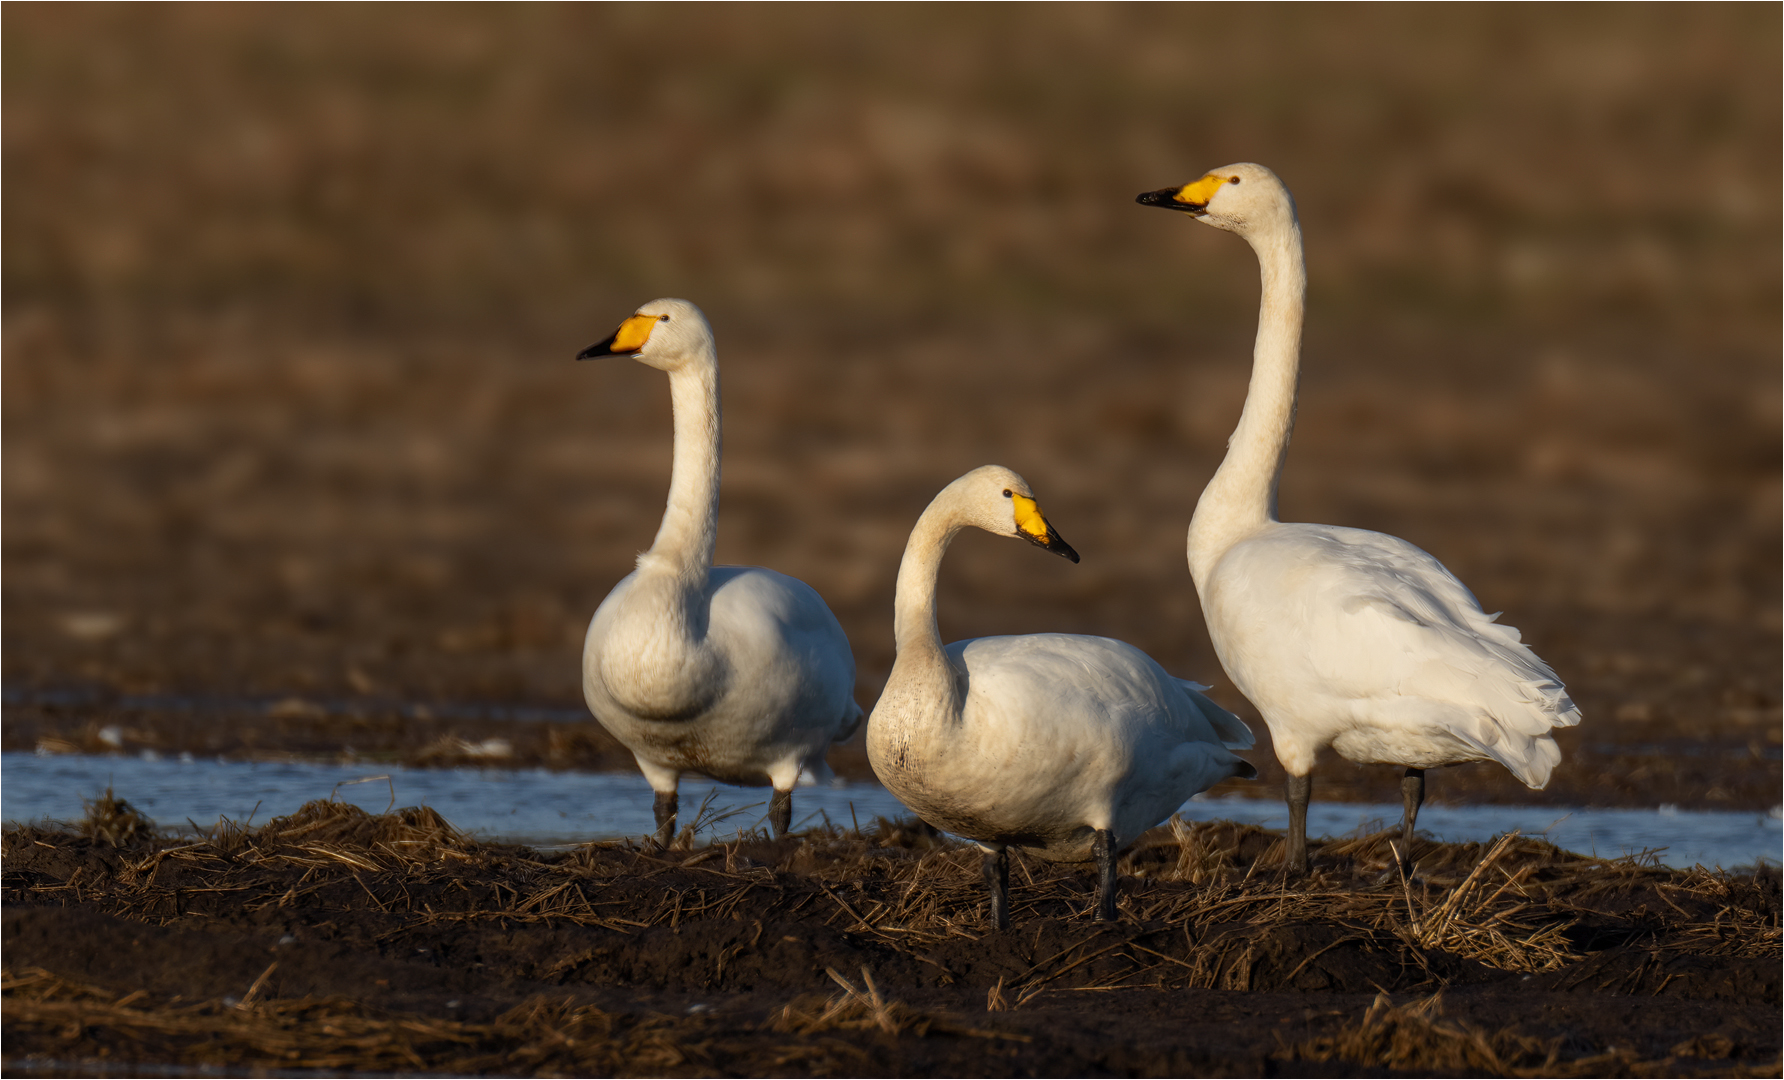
xmin=1136 ymin=187 xmax=1202 ymax=213
xmin=1026 ymin=527 xmax=1079 ymax=563
xmin=576 ymin=332 xmax=621 ymax=361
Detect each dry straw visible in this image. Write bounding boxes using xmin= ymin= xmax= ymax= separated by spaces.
xmin=1284 ymin=989 xmax=1781 ymax=1078
xmin=4 ymin=795 xmax=1777 ymax=1075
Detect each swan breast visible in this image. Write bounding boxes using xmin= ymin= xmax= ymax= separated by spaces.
xmin=583 ymin=565 xmax=857 ymax=759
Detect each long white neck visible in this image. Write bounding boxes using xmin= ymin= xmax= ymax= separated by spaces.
xmin=1187 ymin=217 xmax=1305 ymax=587
xmin=640 ymin=355 xmax=721 ymax=593
xmin=887 ymin=492 xmax=968 ymax=715
xmin=594 ymin=351 xmax=725 ymax=721
xmin=865 ymin=489 xmax=972 ymax=787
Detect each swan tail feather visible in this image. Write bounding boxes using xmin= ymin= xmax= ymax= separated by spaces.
xmin=798 ymin=756 xmax=836 ymax=788
xmin=1393 ymin=602 xmax=1581 ymax=780
xmin=1429 ymin=679 xmax=1571 ymax=788
xmin=1451 ymin=719 xmax=1563 ymax=789
xmin=832 ymin=700 xmax=865 ymax=743
xmin=1175 ymin=678 xmax=1255 ymax=750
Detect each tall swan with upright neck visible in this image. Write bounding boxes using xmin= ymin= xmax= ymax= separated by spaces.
xmin=1137 ymin=164 xmax=1580 ymax=873
xmin=868 ymin=465 xmax=1255 ymax=927
xmin=577 ymin=298 xmax=861 ymax=844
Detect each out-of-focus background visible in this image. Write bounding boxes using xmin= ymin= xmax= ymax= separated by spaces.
xmin=5 ymin=5 xmax=1777 ymax=808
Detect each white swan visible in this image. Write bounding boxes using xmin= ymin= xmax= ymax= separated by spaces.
xmin=1138 ymin=164 xmax=1582 ymax=873
xmin=577 ymin=298 xmax=861 ymax=844
xmin=868 ymin=466 xmax=1256 ymax=927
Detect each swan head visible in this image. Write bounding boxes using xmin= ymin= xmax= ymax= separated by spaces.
xmin=576 ymin=298 xmax=714 ymax=372
xmin=945 ymin=465 xmax=1079 ymax=563
xmin=1135 ymin=162 xmax=1297 ymax=237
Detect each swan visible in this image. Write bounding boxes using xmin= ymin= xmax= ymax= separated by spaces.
xmin=576 ymin=298 xmax=861 ymax=845
xmin=1137 ymin=164 xmax=1582 ymax=873
xmin=868 ymin=465 xmax=1256 ymax=927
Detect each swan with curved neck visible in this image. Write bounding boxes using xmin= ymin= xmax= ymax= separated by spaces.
xmin=1138 ymin=164 xmax=1581 ymax=873
xmin=577 ymin=298 xmax=861 ymax=844
xmin=869 ymin=465 xmax=1255 ymax=927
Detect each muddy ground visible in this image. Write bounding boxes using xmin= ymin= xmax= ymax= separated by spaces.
xmin=4 ymin=800 xmax=1781 ymax=1077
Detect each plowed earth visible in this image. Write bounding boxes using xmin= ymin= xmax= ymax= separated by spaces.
xmin=3 ymin=802 xmax=1778 ymax=1077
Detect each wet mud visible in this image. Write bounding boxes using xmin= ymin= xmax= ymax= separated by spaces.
xmin=3 ymin=801 xmax=1779 ymax=1076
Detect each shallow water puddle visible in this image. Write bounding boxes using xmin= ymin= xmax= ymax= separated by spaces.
xmin=3 ymin=752 xmax=1778 ymax=869
xmin=1181 ymin=791 xmax=1780 ymax=871
xmin=2 ymin=753 xmax=900 ymax=846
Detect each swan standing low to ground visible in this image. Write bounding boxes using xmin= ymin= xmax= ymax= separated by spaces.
xmin=577 ymin=299 xmax=861 ymax=844
xmin=1137 ymin=164 xmax=1581 ymax=874
xmin=868 ymin=466 xmax=1256 ymax=928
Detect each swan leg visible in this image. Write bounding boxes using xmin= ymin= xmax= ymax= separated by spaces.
xmin=982 ymin=847 xmax=1010 ymax=930
xmin=1092 ymin=829 xmax=1119 ymax=923
xmin=651 ymin=789 xmax=678 ymax=848
xmin=1285 ymin=773 xmax=1312 ymax=875
xmin=768 ymin=788 xmax=793 ymax=838
xmin=1399 ymin=768 xmax=1425 ymax=873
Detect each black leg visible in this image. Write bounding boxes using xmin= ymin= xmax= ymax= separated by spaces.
xmin=1285 ymin=773 xmax=1312 ymax=875
xmin=768 ymin=788 xmax=793 ymax=838
xmin=652 ymin=789 xmax=678 ymax=848
xmin=1092 ymin=829 xmax=1119 ymax=923
xmin=982 ymin=848 xmax=1010 ymax=930
xmin=1399 ymin=768 xmax=1425 ymax=873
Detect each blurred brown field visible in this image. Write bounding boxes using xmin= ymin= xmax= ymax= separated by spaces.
xmin=4 ymin=5 xmax=1778 ymax=804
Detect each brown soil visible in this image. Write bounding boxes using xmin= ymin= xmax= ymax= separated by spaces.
xmin=4 ymin=801 xmax=1779 ymax=1077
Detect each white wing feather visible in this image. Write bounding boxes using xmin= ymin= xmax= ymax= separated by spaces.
xmin=1216 ymin=524 xmax=1578 ymax=785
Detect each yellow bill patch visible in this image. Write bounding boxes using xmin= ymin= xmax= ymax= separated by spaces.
xmin=1174 ymin=173 xmax=1229 ymax=208
xmin=1011 ymin=494 xmax=1052 ymax=542
xmin=609 ymin=313 xmax=659 ymax=353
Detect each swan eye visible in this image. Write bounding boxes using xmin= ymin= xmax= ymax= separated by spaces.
xmin=1002 ymin=489 xmax=1012 ymax=498
xmin=658 ymin=315 xmax=670 ymax=322
xmin=1229 ymin=176 xmax=1241 ymax=184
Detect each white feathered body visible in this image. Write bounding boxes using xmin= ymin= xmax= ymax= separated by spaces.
xmin=584 ymin=563 xmax=861 ymax=790
xmin=870 ymin=631 xmax=1254 ymax=862
xmin=1146 ymin=164 xmax=1582 ymax=796
xmin=1200 ymin=521 xmax=1580 ymax=783
xmin=576 ymin=299 xmax=860 ymax=800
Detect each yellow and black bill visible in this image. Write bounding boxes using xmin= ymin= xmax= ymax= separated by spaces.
xmin=577 ymin=312 xmax=660 ymax=360
xmin=1012 ymin=493 xmax=1080 ymax=563
xmin=1135 ymin=174 xmax=1228 ymax=215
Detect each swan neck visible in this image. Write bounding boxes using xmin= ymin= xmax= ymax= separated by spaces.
xmin=644 ymin=356 xmax=721 ymax=587
xmin=1189 ymin=218 xmax=1305 ymax=586
xmin=890 ymin=497 xmax=964 ymax=705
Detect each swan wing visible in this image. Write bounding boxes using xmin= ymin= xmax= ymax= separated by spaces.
xmin=707 ymin=565 xmax=861 ymax=736
xmin=951 ymin=634 xmax=1224 ymax=742
xmin=1235 ymin=525 xmax=1579 ymax=785
xmin=938 ymin=633 xmax=1253 ymax=850
xmin=947 ymin=634 xmax=1252 ymax=786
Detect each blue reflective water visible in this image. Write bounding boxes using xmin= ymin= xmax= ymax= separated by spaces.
xmin=1 ymin=753 xmax=908 ymax=845
xmin=1181 ymin=792 xmax=1780 ymax=871
xmin=3 ymin=752 xmax=1778 ymax=869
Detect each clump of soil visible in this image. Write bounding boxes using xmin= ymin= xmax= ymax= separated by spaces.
xmin=3 ymin=799 xmax=1778 ymax=1076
